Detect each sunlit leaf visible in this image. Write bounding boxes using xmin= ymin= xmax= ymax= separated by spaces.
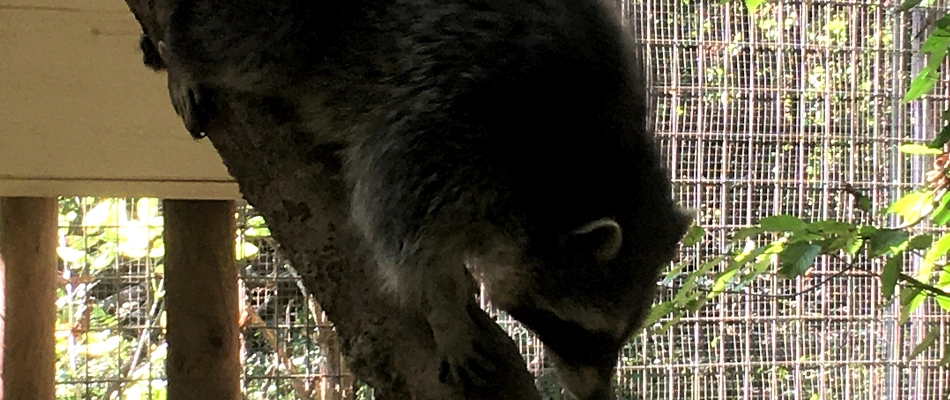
xmin=887 ymin=191 xmax=933 ymax=223
xmin=247 ymin=215 xmax=267 ymax=228
xmin=57 ymin=247 xmax=85 ymax=264
xmin=918 ymin=234 xmax=950 ymax=284
xmin=708 ymin=268 xmax=739 ymax=298
xmin=845 ymin=236 xmax=865 ymax=255
xmin=922 ymin=15 xmax=950 ymax=59
xmin=149 ymin=238 xmax=166 ymax=258
xmin=899 ymin=143 xmax=944 ymax=155
xmin=136 ymin=198 xmax=160 ymax=221
xmin=745 ymin=0 xmax=767 ymax=12
xmin=904 ymin=66 xmax=939 ymax=103
xmin=236 ymin=242 xmax=260 ymax=260
xmin=90 ymin=244 xmax=117 ymax=272
xmin=82 ymin=199 xmax=116 ymax=233
xmin=244 ymin=226 xmax=272 ymax=238
xmin=84 ymin=335 xmax=122 ymax=358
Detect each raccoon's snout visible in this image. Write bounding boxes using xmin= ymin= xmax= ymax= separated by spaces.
xmin=548 ymin=351 xmax=615 ymax=400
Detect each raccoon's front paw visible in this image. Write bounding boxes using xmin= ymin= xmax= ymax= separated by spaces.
xmin=433 ymin=321 xmax=498 ymax=388
xmin=158 ymin=41 xmax=208 ymax=139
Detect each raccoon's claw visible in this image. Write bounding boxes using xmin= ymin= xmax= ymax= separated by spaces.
xmin=434 ymin=322 xmax=498 ymax=388
xmin=169 ymin=84 xmax=207 ymax=139
xmin=158 ymin=41 xmax=208 ymax=139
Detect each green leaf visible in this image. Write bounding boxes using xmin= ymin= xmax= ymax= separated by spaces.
xmin=661 ymin=261 xmax=690 ymax=285
xmin=867 ymin=229 xmax=909 ymax=257
xmin=904 ymin=66 xmax=939 ymax=103
xmin=806 ymin=220 xmax=855 ymax=235
xmin=759 ymin=215 xmax=807 ymax=232
xmin=681 ymin=225 xmax=706 ymax=247
xmin=899 ymin=287 xmax=926 ymax=325
xmin=899 ymin=143 xmax=944 ymax=155
xmin=778 ymin=242 xmax=821 ymax=279
xmin=931 ymin=193 xmax=950 ymax=226
xmin=922 ymin=15 xmax=950 ymax=58
xmin=642 ymin=301 xmax=676 ymax=329
xmin=931 ymin=124 xmax=950 ymax=149
xmin=881 ymin=253 xmax=903 ymax=299
xmin=732 ymin=227 xmax=763 ymax=241
xmin=684 ymin=297 xmax=708 ymax=313
xmin=909 ymin=234 xmax=934 ymax=250
xmin=908 ymin=326 xmax=941 ymax=361
xmin=898 ymin=0 xmax=924 ymax=11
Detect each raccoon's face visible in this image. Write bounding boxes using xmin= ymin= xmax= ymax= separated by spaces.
xmin=509 ymin=210 xmax=692 ymax=399
xmin=507 ymin=301 xmax=627 ymax=400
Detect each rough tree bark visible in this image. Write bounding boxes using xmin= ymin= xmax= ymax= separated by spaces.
xmin=123 ymin=2 xmax=543 ymax=399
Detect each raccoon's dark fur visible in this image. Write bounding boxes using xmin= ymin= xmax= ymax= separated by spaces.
xmin=141 ymin=1 xmax=691 ymax=398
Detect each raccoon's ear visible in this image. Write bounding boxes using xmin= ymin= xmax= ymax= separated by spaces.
xmin=568 ymin=218 xmax=624 ymax=262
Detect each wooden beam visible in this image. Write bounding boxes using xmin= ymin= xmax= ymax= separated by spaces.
xmin=0 ymin=197 xmax=58 ymax=400
xmin=0 ymin=0 xmax=240 ymax=199
xmin=163 ymin=200 xmax=241 ymax=400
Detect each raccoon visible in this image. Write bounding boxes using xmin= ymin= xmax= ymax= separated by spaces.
xmin=140 ymin=0 xmax=691 ymax=398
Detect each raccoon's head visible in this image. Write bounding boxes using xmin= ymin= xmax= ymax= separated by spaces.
xmin=509 ymin=207 xmax=692 ymax=399
xmin=507 ymin=303 xmax=625 ymax=400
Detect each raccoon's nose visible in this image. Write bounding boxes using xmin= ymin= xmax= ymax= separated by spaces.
xmin=553 ymin=362 xmax=614 ymax=400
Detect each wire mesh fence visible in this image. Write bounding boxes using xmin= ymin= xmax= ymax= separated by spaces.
xmin=49 ymin=0 xmax=950 ymax=399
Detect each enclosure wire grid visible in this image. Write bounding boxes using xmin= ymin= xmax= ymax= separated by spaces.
xmin=51 ymin=0 xmax=950 ymax=399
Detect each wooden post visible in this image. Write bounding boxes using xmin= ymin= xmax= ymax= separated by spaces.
xmin=163 ymin=200 xmax=241 ymax=400
xmin=0 ymin=197 xmax=58 ymax=400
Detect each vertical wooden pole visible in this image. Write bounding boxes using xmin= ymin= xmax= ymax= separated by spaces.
xmin=163 ymin=200 xmax=241 ymax=400
xmin=0 ymin=197 xmax=58 ymax=400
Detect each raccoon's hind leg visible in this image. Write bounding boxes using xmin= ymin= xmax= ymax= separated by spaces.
xmin=376 ymin=247 xmax=500 ymax=388
xmin=421 ymin=258 xmax=499 ymax=386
